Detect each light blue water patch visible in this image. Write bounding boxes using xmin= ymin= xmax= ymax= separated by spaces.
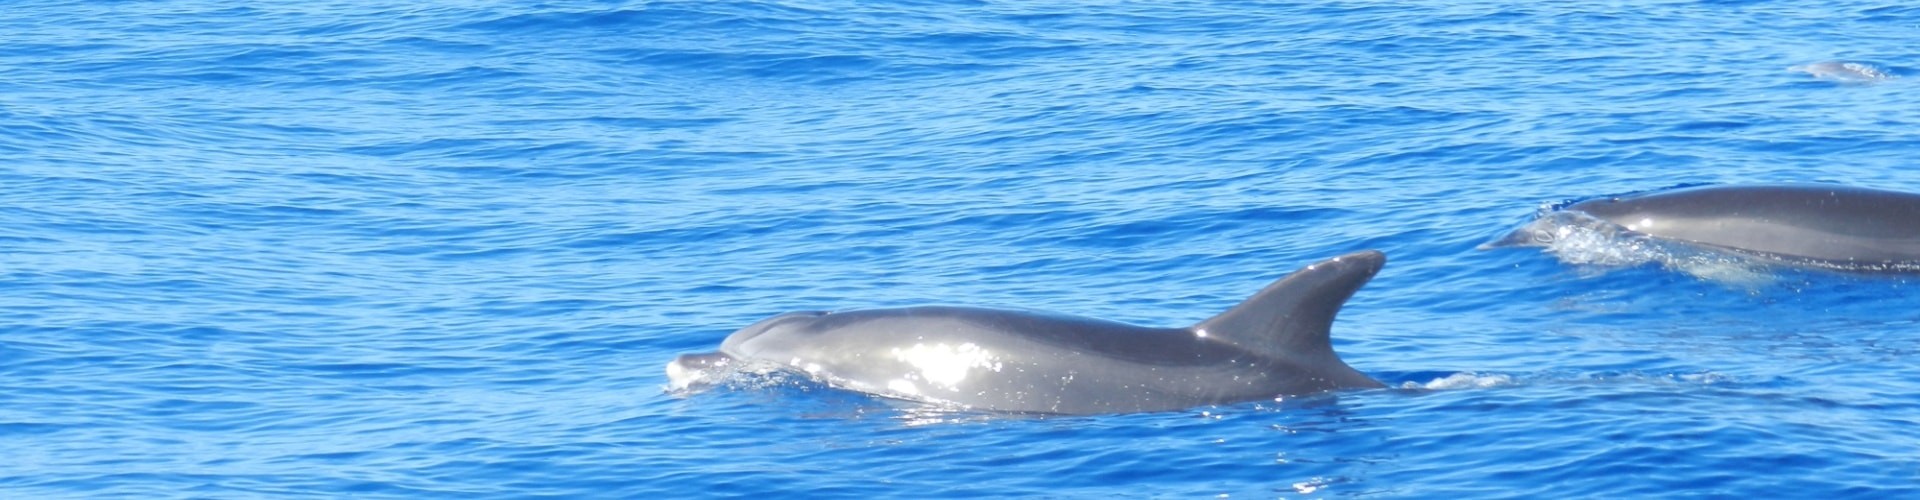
xmin=5 ymin=0 xmax=1920 ymax=497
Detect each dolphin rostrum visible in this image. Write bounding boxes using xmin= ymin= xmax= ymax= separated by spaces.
xmin=668 ymin=250 xmax=1388 ymax=414
xmin=1486 ymin=184 xmax=1920 ymax=273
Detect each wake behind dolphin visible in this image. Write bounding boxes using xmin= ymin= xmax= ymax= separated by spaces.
xmin=1485 ymin=184 xmax=1920 ymax=276
xmin=668 ymin=251 xmax=1388 ymax=415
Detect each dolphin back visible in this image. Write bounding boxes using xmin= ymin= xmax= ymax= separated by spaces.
xmin=1572 ymin=184 xmax=1920 ymax=266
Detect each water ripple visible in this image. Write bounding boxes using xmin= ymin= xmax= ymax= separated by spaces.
xmin=5 ymin=0 xmax=1920 ymax=497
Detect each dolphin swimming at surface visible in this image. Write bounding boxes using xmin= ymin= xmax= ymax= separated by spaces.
xmin=667 ymin=250 xmax=1388 ymax=415
xmin=1788 ymin=61 xmax=1898 ymax=84
xmin=1485 ymin=184 xmax=1920 ymax=273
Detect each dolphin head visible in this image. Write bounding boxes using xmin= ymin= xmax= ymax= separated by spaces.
xmin=668 ymin=310 xmax=830 ymax=390
xmin=1564 ymin=196 xmax=1647 ymax=221
xmin=1480 ymin=206 xmax=1639 ymax=251
xmin=719 ymin=310 xmax=830 ymax=356
xmin=1481 ymin=218 xmax=1561 ymax=249
xmin=1561 ymin=193 xmax=1722 ymax=237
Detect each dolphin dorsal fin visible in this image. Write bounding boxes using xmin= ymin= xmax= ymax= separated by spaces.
xmin=1191 ymin=251 xmax=1384 ymax=360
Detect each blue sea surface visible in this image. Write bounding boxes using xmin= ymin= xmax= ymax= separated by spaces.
xmin=5 ymin=0 xmax=1920 ymax=497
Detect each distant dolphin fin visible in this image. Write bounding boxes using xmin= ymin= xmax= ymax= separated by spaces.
xmin=1191 ymin=250 xmax=1384 ymax=362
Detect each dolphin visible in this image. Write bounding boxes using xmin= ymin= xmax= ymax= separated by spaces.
xmin=1788 ymin=61 xmax=1897 ymax=84
xmin=667 ymin=250 xmax=1387 ymax=414
xmin=1485 ymin=184 xmax=1920 ymax=273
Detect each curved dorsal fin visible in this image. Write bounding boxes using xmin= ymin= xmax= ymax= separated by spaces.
xmin=1191 ymin=250 xmax=1384 ymax=361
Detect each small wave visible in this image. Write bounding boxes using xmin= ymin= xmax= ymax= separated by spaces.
xmin=1543 ymin=370 xmax=1740 ymax=387
xmin=1399 ymin=371 xmax=1737 ymax=391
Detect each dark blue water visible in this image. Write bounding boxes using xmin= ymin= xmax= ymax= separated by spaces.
xmin=5 ymin=1 xmax=1919 ymax=497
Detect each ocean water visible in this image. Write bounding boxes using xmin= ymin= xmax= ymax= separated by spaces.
xmin=4 ymin=0 xmax=1919 ymax=497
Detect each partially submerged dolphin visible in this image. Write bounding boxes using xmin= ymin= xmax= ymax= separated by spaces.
xmin=1486 ymin=184 xmax=1920 ymax=273
xmin=668 ymin=250 xmax=1387 ymax=414
xmin=1789 ymin=61 xmax=1898 ymax=84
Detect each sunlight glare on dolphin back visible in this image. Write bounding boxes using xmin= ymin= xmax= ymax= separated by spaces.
xmin=890 ymin=342 xmax=1004 ymax=392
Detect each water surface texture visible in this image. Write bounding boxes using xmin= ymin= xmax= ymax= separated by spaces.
xmin=5 ymin=0 xmax=1920 ymax=497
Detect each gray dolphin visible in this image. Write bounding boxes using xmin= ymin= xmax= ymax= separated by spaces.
xmin=1486 ymin=184 xmax=1920 ymax=273
xmin=667 ymin=250 xmax=1387 ymax=414
xmin=1789 ymin=61 xmax=1897 ymax=84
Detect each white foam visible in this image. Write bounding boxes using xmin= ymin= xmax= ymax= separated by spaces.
xmin=1524 ymin=212 xmax=1663 ymax=267
xmin=663 ymin=356 xmax=776 ymax=394
xmin=1404 ymin=372 xmax=1515 ymax=390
